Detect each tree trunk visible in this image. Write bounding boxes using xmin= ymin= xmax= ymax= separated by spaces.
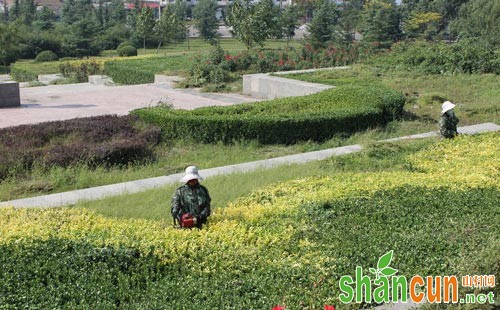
xmin=156 ymin=40 xmax=162 ymax=55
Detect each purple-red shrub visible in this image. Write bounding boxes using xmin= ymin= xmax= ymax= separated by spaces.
xmin=0 ymin=115 xmax=161 ymax=179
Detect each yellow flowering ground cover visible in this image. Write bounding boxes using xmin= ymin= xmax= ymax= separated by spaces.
xmin=0 ymin=133 xmax=498 ymax=308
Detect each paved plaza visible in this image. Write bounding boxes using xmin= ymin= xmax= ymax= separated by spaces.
xmin=0 ymin=82 xmax=256 ymax=128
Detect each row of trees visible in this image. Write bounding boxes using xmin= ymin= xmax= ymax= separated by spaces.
xmin=1 ymin=0 xmax=499 ymax=66
xmin=306 ymin=0 xmax=499 ymax=49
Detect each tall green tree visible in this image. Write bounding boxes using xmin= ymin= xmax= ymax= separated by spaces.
xmin=9 ymin=0 xmax=20 ymax=21
xmin=60 ymin=0 xmax=101 ymax=57
xmin=172 ymin=0 xmax=189 ymax=20
xmin=192 ymin=0 xmax=218 ymax=42
xmin=109 ymin=0 xmax=126 ymax=26
xmin=155 ymin=6 xmax=182 ymax=53
xmin=19 ymin=0 xmax=36 ymax=25
xmin=95 ymin=0 xmax=105 ymax=27
xmin=62 ymin=18 xmax=100 ymax=57
xmin=61 ymin=0 xmax=95 ymax=25
xmin=336 ymin=0 xmax=364 ymax=45
xmin=34 ymin=6 xmax=55 ymax=30
xmin=307 ymin=0 xmax=339 ymax=48
xmin=3 ymin=2 xmax=8 ymax=22
xmin=280 ymin=4 xmax=300 ymax=43
xmin=400 ymin=0 xmax=470 ymax=39
xmin=255 ymin=0 xmax=281 ymax=38
xmin=225 ymin=0 xmax=279 ymax=49
xmin=0 ymin=21 xmax=20 ymax=66
xmin=127 ymin=0 xmax=141 ymax=30
xmin=402 ymin=11 xmax=442 ymax=40
xmin=359 ymin=0 xmax=401 ymax=47
xmin=172 ymin=0 xmax=189 ymax=42
xmin=450 ymin=0 xmax=500 ymax=47
xmin=136 ymin=6 xmax=155 ymax=50
xmin=406 ymin=0 xmax=469 ymax=22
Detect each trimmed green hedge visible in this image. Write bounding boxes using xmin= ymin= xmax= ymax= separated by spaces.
xmin=10 ymin=60 xmax=61 ymax=82
xmin=104 ymin=60 xmax=153 ymax=84
xmin=132 ymin=85 xmax=405 ymax=144
xmin=104 ymin=55 xmax=192 ymax=85
xmin=10 ymin=63 xmax=38 ymax=82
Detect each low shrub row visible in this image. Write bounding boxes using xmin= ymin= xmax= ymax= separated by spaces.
xmin=59 ymin=59 xmax=105 ymax=83
xmin=183 ymin=43 xmax=381 ymax=88
xmin=10 ymin=58 xmax=104 ymax=83
xmin=10 ymin=62 xmax=39 ymax=82
xmin=0 ymin=133 xmax=498 ymax=308
xmin=104 ymin=55 xmax=192 ymax=85
xmin=371 ymin=39 xmax=500 ymax=74
xmin=133 ymin=84 xmax=405 ymax=144
xmin=0 ymin=115 xmax=161 ymax=180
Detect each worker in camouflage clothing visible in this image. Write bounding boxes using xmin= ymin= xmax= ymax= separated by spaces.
xmin=171 ymin=166 xmax=211 ymax=228
xmin=439 ymin=101 xmax=459 ymax=139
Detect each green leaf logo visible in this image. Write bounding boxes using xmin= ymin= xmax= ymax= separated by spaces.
xmin=377 ymin=250 xmax=393 ymax=269
xmin=369 ymin=250 xmax=398 ymax=280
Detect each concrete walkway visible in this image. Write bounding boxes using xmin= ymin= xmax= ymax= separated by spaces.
xmin=1 ymin=122 xmax=498 ymax=209
xmin=0 ymin=82 xmax=256 ymax=129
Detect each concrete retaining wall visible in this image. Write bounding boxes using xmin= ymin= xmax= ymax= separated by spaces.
xmin=242 ymin=67 xmax=351 ymax=99
xmin=243 ymin=73 xmax=333 ymax=99
xmin=0 ymin=82 xmax=21 ymax=108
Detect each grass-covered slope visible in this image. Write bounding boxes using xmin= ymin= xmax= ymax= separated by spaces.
xmin=133 ymin=84 xmax=405 ymax=144
xmin=0 ymin=133 xmax=498 ymax=308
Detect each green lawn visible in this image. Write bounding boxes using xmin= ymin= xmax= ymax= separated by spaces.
xmin=73 ymin=138 xmax=435 ymax=220
xmin=12 ymin=60 xmax=61 ymax=75
xmin=101 ymin=38 xmax=304 ymax=57
xmin=9 ymin=60 xmax=61 ymax=81
xmin=10 ymin=38 xmax=303 ymax=82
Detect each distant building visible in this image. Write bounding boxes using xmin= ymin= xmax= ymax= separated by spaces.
xmin=2 ymin=0 xmax=297 ymax=20
xmin=131 ymin=0 xmax=293 ymax=20
xmin=2 ymin=0 xmax=64 ymax=14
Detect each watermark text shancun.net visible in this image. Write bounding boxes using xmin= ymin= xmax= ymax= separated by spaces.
xmin=338 ymin=251 xmax=496 ymax=305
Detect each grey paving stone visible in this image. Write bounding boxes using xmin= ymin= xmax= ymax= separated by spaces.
xmin=381 ymin=123 xmax=500 ymax=143
xmin=0 ymin=83 xmax=255 ymax=129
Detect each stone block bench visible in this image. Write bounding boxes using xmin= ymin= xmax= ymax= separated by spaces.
xmin=38 ymin=74 xmax=64 ymax=85
xmin=0 ymin=82 xmax=21 ymax=108
xmin=88 ymin=75 xmax=114 ymax=86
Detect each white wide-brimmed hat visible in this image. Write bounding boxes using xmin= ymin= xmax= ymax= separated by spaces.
xmin=441 ymin=101 xmax=456 ymax=114
xmin=181 ymin=166 xmax=203 ymax=183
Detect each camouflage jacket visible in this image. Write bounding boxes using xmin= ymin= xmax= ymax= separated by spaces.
xmin=171 ymin=183 xmax=211 ymax=222
xmin=439 ymin=111 xmax=459 ymax=139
